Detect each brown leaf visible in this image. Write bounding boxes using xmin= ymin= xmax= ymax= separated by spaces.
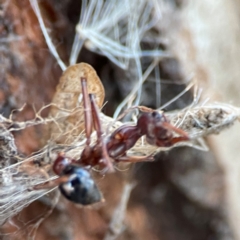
xmin=47 ymin=63 xmax=105 ymax=144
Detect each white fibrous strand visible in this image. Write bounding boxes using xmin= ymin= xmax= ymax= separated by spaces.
xmin=167 ymin=103 xmax=240 ymax=139
xmin=70 ymin=0 xmax=167 ymax=67
xmin=0 ymin=102 xmax=239 ymax=225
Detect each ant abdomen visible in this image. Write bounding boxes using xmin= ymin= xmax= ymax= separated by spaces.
xmin=59 ymin=165 xmax=102 ymax=205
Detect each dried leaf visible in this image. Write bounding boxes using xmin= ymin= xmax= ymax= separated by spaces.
xmin=46 ymin=63 xmax=105 ymax=144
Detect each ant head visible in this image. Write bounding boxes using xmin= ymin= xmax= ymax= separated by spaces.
xmin=137 ymin=111 xmax=166 ymax=133
xmin=151 ymin=111 xmax=168 ymax=123
xmin=59 ymin=165 xmax=103 ymax=205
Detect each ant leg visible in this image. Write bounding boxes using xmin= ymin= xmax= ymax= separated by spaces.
xmin=30 ymin=175 xmax=69 ymax=190
xmin=137 ymin=106 xmax=154 ymax=112
xmin=162 ymin=122 xmax=189 ymax=140
xmin=156 ymin=121 xmax=189 ymax=146
xmin=153 ymin=136 xmax=190 ymax=147
xmin=89 ymin=94 xmax=103 ymax=143
xmin=89 ymin=94 xmax=114 ymax=172
xmin=116 ymin=154 xmax=154 ymax=163
xmin=81 ymin=77 xmax=93 ymax=146
xmin=168 ymin=136 xmax=190 ymax=145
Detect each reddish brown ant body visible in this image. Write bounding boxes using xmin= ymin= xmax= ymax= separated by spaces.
xmin=50 ymin=77 xmax=189 ymax=205
xmin=107 ymin=110 xmax=189 ymax=159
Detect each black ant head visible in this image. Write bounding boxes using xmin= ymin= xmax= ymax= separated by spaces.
xmin=59 ymin=165 xmax=103 ymax=205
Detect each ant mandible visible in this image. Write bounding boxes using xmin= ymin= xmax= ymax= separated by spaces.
xmin=36 ymin=77 xmax=189 ymax=205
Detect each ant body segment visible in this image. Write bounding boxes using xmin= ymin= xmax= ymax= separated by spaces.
xmin=53 ymin=153 xmax=102 ymax=205
xmin=59 ymin=165 xmax=101 ymax=205
xmin=36 ymin=76 xmax=189 ymax=205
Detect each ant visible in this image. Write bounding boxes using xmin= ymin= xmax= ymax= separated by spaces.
xmin=35 ymin=77 xmax=189 ymax=205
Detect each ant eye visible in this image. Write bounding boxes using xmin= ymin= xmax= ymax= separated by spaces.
xmin=151 ymin=111 xmax=161 ymax=119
